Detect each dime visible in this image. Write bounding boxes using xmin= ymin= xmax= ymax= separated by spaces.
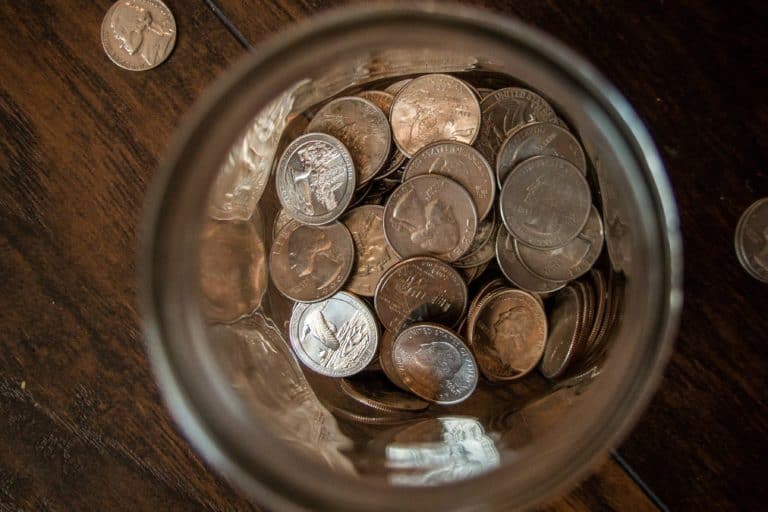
xmin=390 ymin=74 xmax=481 ymax=157
xmin=374 ymin=256 xmax=467 ymax=332
xmin=516 ymin=206 xmax=605 ymax=281
xmin=307 ymin=97 xmax=392 ymax=186
xmin=341 ymin=205 xmax=400 ymax=297
xmin=275 ymin=133 xmax=356 ymax=225
xmin=499 ymin=156 xmax=591 ymax=249
xmin=392 ymin=323 xmax=478 ymax=404
xmin=495 ymin=228 xmax=566 ymax=294
xmin=453 ymin=210 xmax=498 ymax=268
xmin=539 ymin=285 xmax=584 ymax=379
xmin=269 ymin=220 xmax=354 ymax=302
xmin=384 ymin=78 xmax=412 ymax=95
xmin=735 ymin=197 xmax=768 ymax=283
xmin=467 ymin=289 xmax=547 ymax=380
xmin=101 ymin=0 xmax=176 ymax=71
xmin=383 ymin=174 xmax=477 ymax=262
xmin=289 ymin=291 xmax=379 ymax=377
xmin=340 ymin=373 xmax=430 ymax=412
xmin=475 ymin=87 xmax=558 ymax=167
xmin=496 ymin=122 xmax=587 ymax=186
xmin=379 ymin=330 xmax=410 ymax=391
xmin=403 ymin=141 xmax=496 ymax=220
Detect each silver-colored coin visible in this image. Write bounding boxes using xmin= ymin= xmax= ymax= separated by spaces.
xmin=539 ymin=285 xmax=583 ymax=379
xmin=289 ymin=291 xmax=379 ymax=377
xmin=101 ymin=0 xmax=176 ymax=71
xmin=341 ymin=205 xmax=400 ymax=297
xmin=390 ymin=74 xmax=481 ymax=157
xmin=403 ymin=141 xmax=496 ymax=220
xmin=516 ymin=206 xmax=605 ymax=282
xmin=453 ymin=210 xmax=498 ymax=268
xmin=392 ymin=323 xmax=478 ymax=404
xmin=496 ymin=122 xmax=587 ymax=187
xmin=499 ymin=156 xmax=591 ymax=249
xmin=275 ymin=133 xmax=356 ymax=225
xmin=307 ymin=96 xmax=392 ymax=186
xmin=475 ymin=87 xmax=558 ymax=167
xmin=495 ymin=228 xmax=566 ymax=294
xmin=735 ymin=197 xmax=768 ymax=283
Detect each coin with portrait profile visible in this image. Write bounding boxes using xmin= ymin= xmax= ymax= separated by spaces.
xmin=101 ymin=0 xmax=176 ymax=71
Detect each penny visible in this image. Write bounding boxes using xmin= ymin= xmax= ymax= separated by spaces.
xmin=458 ymin=261 xmax=489 ymax=284
xmin=307 ymin=96 xmax=392 ymax=186
xmin=475 ymin=87 xmax=558 ymax=167
xmin=403 ymin=141 xmax=496 ymax=220
xmin=340 ymin=373 xmax=430 ymax=412
xmin=539 ymin=285 xmax=584 ymax=379
xmin=390 ymin=74 xmax=481 ymax=157
xmin=735 ymin=197 xmax=768 ymax=283
xmin=516 ymin=206 xmax=605 ymax=282
xmin=384 ymin=78 xmax=412 ymax=95
xmin=392 ymin=323 xmax=478 ymax=404
xmin=269 ymin=220 xmax=354 ymax=302
xmin=272 ymin=208 xmax=292 ymax=238
xmin=341 ymin=205 xmax=400 ymax=297
xmin=357 ymin=90 xmax=395 ymax=117
xmin=467 ymin=289 xmax=547 ymax=380
xmin=379 ymin=330 xmax=410 ymax=391
xmin=383 ymin=174 xmax=478 ymax=262
xmin=275 ymin=133 xmax=356 ymax=225
xmin=374 ymin=256 xmax=467 ymax=332
xmin=499 ymin=156 xmax=592 ymax=249
xmin=101 ymin=0 xmax=176 ymax=71
xmin=496 ymin=122 xmax=587 ymax=186
xmin=495 ymin=228 xmax=567 ymax=294
xmin=289 ymin=291 xmax=379 ymax=377
xmin=453 ymin=210 xmax=498 ymax=268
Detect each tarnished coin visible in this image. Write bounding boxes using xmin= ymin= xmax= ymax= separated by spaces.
xmin=539 ymin=285 xmax=584 ymax=379
xmin=377 ymin=150 xmax=408 ymax=180
xmin=379 ymin=330 xmax=410 ymax=391
xmin=458 ymin=261 xmax=489 ymax=284
xmin=495 ymin=228 xmax=566 ymax=294
xmin=272 ymin=208 xmax=293 ymax=238
xmin=403 ymin=141 xmax=496 ymax=220
xmin=269 ymin=220 xmax=354 ymax=302
xmin=467 ymin=289 xmax=547 ymax=380
xmin=454 ymin=210 xmax=498 ymax=268
xmin=289 ymin=291 xmax=379 ymax=377
xmin=390 ymin=74 xmax=481 ymax=157
xmin=516 ymin=206 xmax=605 ymax=281
xmin=496 ymin=122 xmax=587 ymax=186
xmin=374 ymin=257 xmax=467 ymax=332
xmin=500 ymin=156 xmax=591 ymax=249
xmin=357 ymin=90 xmax=395 ymax=117
xmin=307 ymin=96 xmax=392 ymax=186
xmin=340 ymin=373 xmax=429 ymax=412
xmin=735 ymin=197 xmax=768 ymax=283
xmin=477 ymin=88 xmax=494 ymax=99
xmin=356 ymin=90 xmax=409 ymax=180
xmin=341 ymin=205 xmax=400 ymax=297
xmin=276 ymin=133 xmax=356 ymax=225
xmin=384 ymin=78 xmax=412 ymax=95
xmin=101 ymin=0 xmax=176 ymax=71
xmin=383 ymin=174 xmax=477 ymax=262
xmin=584 ymin=269 xmax=608 ymax=354
xmin=475 ymin=87 xmax=558 ymax=167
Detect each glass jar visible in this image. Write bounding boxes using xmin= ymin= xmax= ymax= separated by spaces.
xmin=140 ymin=4 xmax=682 ymax=511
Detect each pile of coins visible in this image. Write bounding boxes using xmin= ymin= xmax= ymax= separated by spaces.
xmin=267 ymin=73 xmax=609 ymax=407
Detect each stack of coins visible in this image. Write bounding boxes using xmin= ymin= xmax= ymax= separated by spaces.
xmin=266 ymin=73 xmax=613 ymax=410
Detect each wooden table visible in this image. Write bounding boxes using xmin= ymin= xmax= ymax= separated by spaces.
xmin=0 ymin=1 xmax=765 ymax=510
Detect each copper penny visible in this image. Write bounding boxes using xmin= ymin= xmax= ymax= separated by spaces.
xmin=384 ymin=78 xmax=412 ymax=95
xmin=340 ymin=373 xmax=429 ymax=412
xmin=495 ymin=227 xmax=566 ymax=294
xmin=341 ymin=205 xmax=400 ymax=297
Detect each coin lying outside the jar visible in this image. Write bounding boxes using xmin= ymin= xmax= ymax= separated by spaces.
xmin=402 ymin=141 xmax=496 ymax=221
xmin=275 ymin=132 xmax=356 ymax=225
xmin=340 ymin=372 xmax=430 ymax=413
xmin=101 ymin=0 xmax=176 ymax=71
xmin=341 ymin=205 xmax=400 ymax=297
xmin=289 ymin=291 xmax=379 ymax=377
xmin=374 ymin=256 xmax=468 ymax=332
xmin=495 ymin=228 xmax=566 ymax=295
xmin=539 ymin=284 xmax=585 ymax=379
xmin=269 ymin=220 xmax=354 ymax=302
xmin=735 ymin=197 xmax=768 ymax=283
xmin=392 ymin=323 xmax=478 ymax=404
xmin=496 ymin=121 xmax=587 ymax=186
xmin=499 ymin=155 xmax=592 ymax=249
xmin=390 ymin=74 xmax=481 ymax=157
xmin=383 ymin=174 xmax=477 ymax=262
xmin=453 ymin=210 xmax=498 ymax=269
xmin=307 ymin=96 xmax=392 ymax=186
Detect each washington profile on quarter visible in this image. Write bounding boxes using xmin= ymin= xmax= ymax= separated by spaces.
xmin=101 ymin=0 xmax=176 ymax=71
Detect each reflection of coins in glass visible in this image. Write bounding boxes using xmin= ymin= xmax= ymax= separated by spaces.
xmin=101 ymin=0 xmax=176 ymax=71
xmin=269 ymin=220 xmax=354 ymax=302
xmin=339 ymin=373 xmax=429 ymax=413
xmin=341 ymin=205 xmax=400 ymax=297
xmin=735 ymin=197 xmax=768 ymax=283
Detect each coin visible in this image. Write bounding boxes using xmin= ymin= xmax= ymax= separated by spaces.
xmin=275 ymin=133 xmax=356 ymax=225
xmin=379 ymin=330 xmax=410 ymax=391
xmin=583 ymin=269 xmax=608 ymax=355
xmin=307 ymin=96 xmax=392 ymax=186
xmin=383 ymin=174 xmax=478 ymax=262
xmin=384 ymin=78 xmax=412 ymax=95
xmin=735 ymin=197 xmax=768 ymax=283
xmin=403 ymin=141 xmax=496 ymax=220
xmin=340 ymin=373 xmax=430 ymax=412
xmin=495 ymin=228 xmax=566 ymax=294
xmin=341 ymin=205 xmax=400 ymax=297
xmin=272 ymin=208 xmax=293 ymax=238
xmin=499 ymin=156 xmax=592 ymax=249
xmin=374 ymin=256 xmax=468 ymax=332
xmin=390 ymin=74 xmax=481 ymax=157
xmin=496 ymin=122 xmax=587 ymax=186
xmin=355 ymin=90 xmax=409 ymax=180
xmin=458 ymin=261 xmax=489 ymax=284
xmin=467 ymin=288 xmax=547 ymax=380
xmin=376 ymin=150 xmax=408 ymax=180
xmin=477 ymin=87 xmax=494 ymax=99
xmin=357 ymin=90 xmax=394 ymax=117
xmin=539 ymin=285 xmax=584 ymax=379
xmin=516 ymin=206 xmax=605 ymax=281
xmin=269 ymin=220 xmax=354 ymax=302
xmin=453 ymin=210 xmax=498 ymax=268
xmin=475 ymin=88 xmax=558 ymax=167
xmin=101 ymin=0 xmax=176 ymax=71
xmin=289 ymin=291 xmax=379 ymax=377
